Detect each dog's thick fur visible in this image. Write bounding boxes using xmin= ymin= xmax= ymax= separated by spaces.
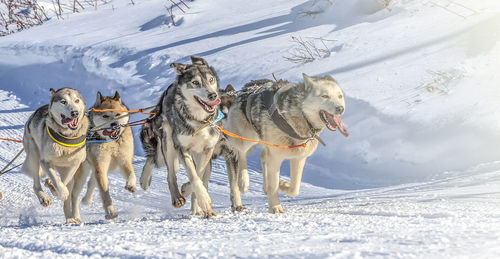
xmin=177 ymin=84 xmax=246 ymax=212
xmin=140 ymin=56 xmax=222 ymax=217
xmin=224 ymin=74 xmax=347 ymax=213
xmin=72 ymin=91 xmax=136 ymax=221
xmin=22 ymin=87 xmax=89 ymax=223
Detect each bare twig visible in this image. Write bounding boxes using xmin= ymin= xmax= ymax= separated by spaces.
xmin=169 ymin=0 xmax=185 ymax=13
xmin=283 ymin=36 xmax=333 ymax=64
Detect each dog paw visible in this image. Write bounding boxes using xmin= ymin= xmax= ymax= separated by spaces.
xmin=81 ymin=195 xmax=93 ymax=206
xmin=44 ymin=179 xmax=57 ymax=196
xmin=57 ymin=187 xmax=69 ymax=201
xmin=231 ymin=205 xmax=247 ymax=212
xmin=279 ymin=180 xmax=290 ymax=190
xmin=172 ymin=196 xmax=186 ymax=208
xmin=38 ymin=192 xmax=52 ymax=207
xmin=105 ymin=212 xmax=118 ymax=220
xmin=140 ymin=175 xmax=151 ymax=191
xmin=203 ymin=209 xmax=217 ymax=219
xmin=279 ymin=180 xmax=299 ymax=197
xmin=66 ymin=218 xmax=81 ymax=225
xmin=268 ymin=205 xmax=285 ymax=214
xmin=192 ymin=180 xmax=212 ymax=212
xmin=125 ymin=184 xmax=137 ymax=193
xmin=238 ymin=171 xmax=250 ymax=193
xmin=190 ymin=203 xmax=203 ymax=216
xmin=181 ymin=182 xmax=192 ymax=197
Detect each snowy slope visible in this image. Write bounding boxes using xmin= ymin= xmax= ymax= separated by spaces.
xmin=1 ymin=0 xmax=500 ymax=257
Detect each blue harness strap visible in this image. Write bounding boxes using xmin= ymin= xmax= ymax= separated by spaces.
xmin=86 ymin=138 xmax=115 ymax=144
xmin=211 ymin=110 xmax=225 ymax=125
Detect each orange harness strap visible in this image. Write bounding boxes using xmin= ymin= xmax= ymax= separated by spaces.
xmin=0 ymin=138 xmax=23 ymax=143
xmin=90 ymin=107 xmax=156 ymax=115
xmin=216 ymin=126 xmax=307 ymax=149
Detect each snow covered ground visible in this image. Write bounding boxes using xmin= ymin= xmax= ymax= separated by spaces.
xmin=1 ymin=0 xmax=500 ymax=257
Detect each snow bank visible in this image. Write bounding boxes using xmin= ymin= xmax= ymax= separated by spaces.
xmin=0 ymin=0 xmax=499 ymax=190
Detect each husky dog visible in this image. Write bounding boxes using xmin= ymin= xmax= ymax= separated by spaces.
xmin=140 ymin=56 xmax=222 ymax=217
xmin=224 ymin=74 xmax=348 ymax=213
xmin=72 ymin=91 xmax=137 ymax=220
xmin=22 ymin=88 xmax=89 ymax=223
xmin=178 ymin=84 xmax=247 ymax=212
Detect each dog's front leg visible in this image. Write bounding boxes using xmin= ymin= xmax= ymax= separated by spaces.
xmin=40 ymin=160 xmax=69 ymax=201
xmin=163 ymin=136 xmax=185 ymax=208
xmin=63 ymin=178 xmax=80 ymax=224
xmin=261 ymin=150 xmax=284 ymax=214
xmin=178 ymin=150 xmax=213 ymax=218
xmin=71 ymin=161 xmax=91 ymax=223
xmin=120 ymin=161 xmax=137 ymax=194
xmin=93 ymin=158 xmax=117 ymax=220
xmin=82 ymin=171 xmax=97 ymax=205
xmin=188 ymin=150 xmax=216 ymax=217
xmin=279 ymin=157 xmax=306 ymax=197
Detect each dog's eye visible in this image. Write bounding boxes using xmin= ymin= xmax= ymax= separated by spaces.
xmin=338 ymin=94 xmax=343 ymax=99
xmin=321 ymin=95 xmax=330 ymax=99
xmin=192 ymin=80 xmax=200 ymax=86
xmin=209 ymin=77 xmax=214 ymax=83
xmin=75 ymin=99 xmax=80 ymax=103
xmin=60 ymin=100 xmax=67 ymax=105
xmin=103 ymin=115 xmax=110 ymax=119
xmin=115 ymin=114 xmax=121 ymax=117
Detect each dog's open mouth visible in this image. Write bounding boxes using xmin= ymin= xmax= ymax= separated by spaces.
xmin=320 ymin=110 xmax=348 ymax=137
xmin=194 ymin=96 xmax=221 ymax=113
xmin=61 ymin=114 xmax=78 ymax=130
xmin=102 ymin=129 xmax=119 ymax=139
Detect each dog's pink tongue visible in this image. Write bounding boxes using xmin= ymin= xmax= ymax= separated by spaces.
xmin=206 ymin=98 xmax=221 ymax=107
xmin=333 ymin=115 xmax=348 ymax=137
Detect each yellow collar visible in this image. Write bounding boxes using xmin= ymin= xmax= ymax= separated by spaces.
xmin=46 ymin=125 xmax=86 ymax=147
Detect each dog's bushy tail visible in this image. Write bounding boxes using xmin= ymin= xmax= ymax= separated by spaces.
xmin=140 ymin=88 xmax=167 ymax=160
xmin=140 ymin=120 xmax=159 ymax=159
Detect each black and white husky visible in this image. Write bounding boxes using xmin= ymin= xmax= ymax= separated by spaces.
xmin=140 ymin=56 xmax=222 ymax=217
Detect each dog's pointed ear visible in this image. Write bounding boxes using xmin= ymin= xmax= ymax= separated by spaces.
xmin=303 ymin=73 xmax=314 ymax=90
xmin=113 ymin=91 xmax=121 ymax=102
xmin=324 ymin=74 xmax=337 ymax=83
xmin=190 ymin=56 xmax=208 ymax=66
xmin=225 ymin=84 xmax=235 ymax=92
xmin=170 ymin=63 xmax=188 ymax=75
xmin=95 ymin=91 xmax=103 ymax=106
xmin=49 ymin=88 xmax=56 ymax=96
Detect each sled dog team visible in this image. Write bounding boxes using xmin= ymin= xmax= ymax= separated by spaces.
xmin=21 ymin=56 xmax=348 ymax=223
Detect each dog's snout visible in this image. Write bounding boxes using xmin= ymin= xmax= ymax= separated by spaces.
xmin=335 ymin=106 xmax=344 ymax=114
xmin=110 ymin=122 xmax=118 ymax=127
xmin=208 ymin=92 xmax=218 ymax=101
xmin=70 ymin=111 xmax=79 ymax=118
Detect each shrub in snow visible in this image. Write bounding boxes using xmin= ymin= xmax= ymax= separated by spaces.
xmin=0 ymin=0 xmax=48 ymax=36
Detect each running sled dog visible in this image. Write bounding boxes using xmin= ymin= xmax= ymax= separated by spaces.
xmin=22 ymin=88 xmax=89 ymax=223
xmin=140 ymin=56 xmax=222 ymax=217
xmin=225 ymin=74 xmax=349 ymax=213
xmin=72 ymin=91 xmax=137 ymax=221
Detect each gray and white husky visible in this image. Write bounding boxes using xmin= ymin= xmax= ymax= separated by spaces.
xmin=71 ymin=91 xmax=136 ymax=221
xmin=22 ymin=88 xmax=89 ymax=223
xmin=140 ymin=56 xmax=222 ymax=217
xmin=177 ymin=84 xmax=246 ymax=212
xmin=224 ymin=74 xmax=348 ymax=213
